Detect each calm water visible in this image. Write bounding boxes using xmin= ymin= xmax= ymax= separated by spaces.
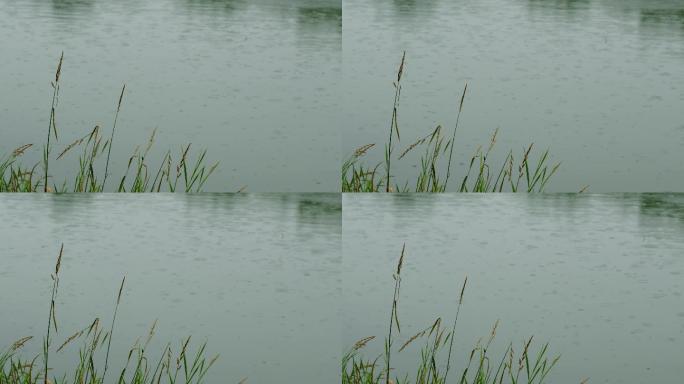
xmin=0 ymin=0 xmax=341 ymax=192
xmin=343 ymin=194 xmax=684 ymax=383
xmin=0 ymin=194 xmax=341 ymax=382
xmin=343 ymin=0 xmax=684 ymax=192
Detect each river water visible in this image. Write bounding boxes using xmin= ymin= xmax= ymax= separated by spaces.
xmin=2 ymin=0 xmax=683 ymax=192
xmin=343 ymin=0 xmax=684 ymax=192
xmin=0 ymin=0 xmax=341 ymax=191
xmin=343 ymin=193 xmax=684 ymax=383
xmin=1 ymin=193 xmax=683 ymax=382
xmin=0 ymin=193 xmax=341 ymax=382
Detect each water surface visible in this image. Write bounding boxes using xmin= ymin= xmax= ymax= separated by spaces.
xmin=343 ymin=193 xmax=684 ymax=383
xmin=0 ymin=193 xmax=341 ymax=383
xmin=343 ymin=0 xmax=684 ymax=191
xmin=0 ymin=0 xmax=341 ymax=191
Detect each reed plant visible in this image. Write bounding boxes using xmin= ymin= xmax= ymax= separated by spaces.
xmin=0 ymin=53 xmax=218 ymax=192
xmin=342 ymin=245 xmax=563 ymax=384
xmin=342 ymin=53 xmax=560 ymax=193
xmin=0 ymin=144 xmax=39 ymax=192
xmin=0 ymin=245 xmax=219 ymax=384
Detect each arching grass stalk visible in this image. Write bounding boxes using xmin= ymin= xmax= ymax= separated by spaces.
xmin=443 ymin=277 xmax=467 ymax=382
xmin=102 ymin=277 xmax=125 ymax=381
xmin=102 ymin=84 xmax=126 ymax=190
xmin=1 ymin=246 xmax=220 ymax=383
xmin=0 ymin=144 xmax=38 ymax=192
xmin=342 ymin=53 xmax=562 ymax=193
xmin=43 ymin=244 xmax=63 ymax=384
xmin=43 ymin=52 xmax=63 ymax=192
xmin=342 ymin=144 xmax=382 ymax=192
xmin=342 ymin=245 xmax=563 ymax=384
xmin=443 ymin=83 xmax=468 ymax=189
xmin=385 ymin=51 xmax=405 ymax=192
xmin=1 ymin=55 xmax=219 ymax=193
xmin=458 ymin=134 xmax=561 ymax=193
xmin=384 ymin=243 xmax=405 ymax=383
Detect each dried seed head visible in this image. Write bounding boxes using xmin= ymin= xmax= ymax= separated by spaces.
xmin=353 ymin=143 xmax=375 ymax=158
xmin=11 ymin=336 xmax=32 ymax=351
xmin=353 ymin=336 xmax=375 ymax=351
xmin=459 ymin=277 xmax=468 ymax=303
xmin=56 ymin=330 xmax=83 ymax=352
xmin=55 ymin=52 xmax=64 ymax=83
xmin=396 ymin=243 xmax=405 ymax=276
xmin=397 ymin=51 xmax=406 ymax=82
xmin=55 ymin=244 xmax=64 ymax=275
xmin=11 ymin=143 xmax=33 ymax=157
xmin=118 ymin=84 xmax=126 ymax=109
xmin=399 ymin=330 xmax=425 ymax=352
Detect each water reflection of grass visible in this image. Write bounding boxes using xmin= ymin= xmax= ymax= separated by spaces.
xmin=0 ymin=245 xmax=220 ymax=384
xmin=343 ymin=245 xmax=566 ymax=384
xmin=0 ymin=53 xmax=218 ymax=193
xmin=342 ymin=53 xmax=561 ymax=193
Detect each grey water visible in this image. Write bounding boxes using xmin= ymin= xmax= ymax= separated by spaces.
xmin=0 ymin=193 xmax=341 ymax=383
xmin=0 ymin=0 xmax=341 ymax=192
xmin=343 ymin=0 xmax=684 ymax=192
xmin=343 ymin=194 xmax=684 ymax=383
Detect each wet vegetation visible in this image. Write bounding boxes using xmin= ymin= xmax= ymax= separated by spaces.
xmin=0 ymin=53 xmax=218 ymax=193
xmin=342 ymin=53 xmax=560 ymax=193
xmin=0 ymin=245 xmax=218 ymax=384
xmin=342 ymin=245 xmax=565 ymax=384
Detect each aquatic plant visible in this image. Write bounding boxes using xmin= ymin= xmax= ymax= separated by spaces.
xmin=1 ymin=53 xmax=218 ymax=193
xmin=342 ymin=53 xmax=560 ymax=193
xmin=0 ymin=245 xmax=218 ymax=384
xmin=342 ymin=245 xmax=561 ymax=384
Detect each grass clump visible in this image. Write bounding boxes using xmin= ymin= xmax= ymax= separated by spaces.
xmin=342 ymin=244 xmax=564 ymax=384
xmin=1 ymin=53 xmax=218 ymax=193
xmin=0 ymin=245 xmax=219 ymax=384
xmin=342 ymin=53 xmax=560 ymax=193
